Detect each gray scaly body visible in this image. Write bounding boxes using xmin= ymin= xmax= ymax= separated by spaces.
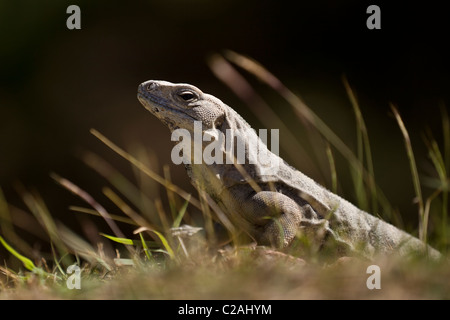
xmin=137 ymin=80 xmax=440 ymax=260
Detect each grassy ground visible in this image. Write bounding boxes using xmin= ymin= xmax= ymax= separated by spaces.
xmin=1 ymin=245 xmax=449 ymax=299
xmin=1 ymin=52 xmax=449 ymax=299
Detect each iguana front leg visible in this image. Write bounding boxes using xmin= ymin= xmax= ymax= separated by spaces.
xmin=227 ymin=186 xmax=354 ymax=258
xmin=227 ymin=187 xmax=310 ymax=247
xmin=241 ymin=191 xmax=304 ymax=247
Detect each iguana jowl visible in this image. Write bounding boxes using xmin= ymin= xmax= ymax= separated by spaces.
xmin=137 ymin=80 xmax=440 ymax=260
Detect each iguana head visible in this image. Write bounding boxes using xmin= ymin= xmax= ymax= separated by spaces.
xmin=137 ymin=80 xmax=228 ymax=133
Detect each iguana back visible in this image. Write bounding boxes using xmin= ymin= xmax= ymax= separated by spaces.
xmin=137 ymin=79 xmax=440 ymax=260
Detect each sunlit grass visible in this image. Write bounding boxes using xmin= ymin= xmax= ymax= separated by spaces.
xmin=1 ymin=52 xmax=449 ymax=299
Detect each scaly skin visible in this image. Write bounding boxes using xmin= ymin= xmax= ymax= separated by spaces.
xmin=137 ymin=80 xmax=440 ymax=260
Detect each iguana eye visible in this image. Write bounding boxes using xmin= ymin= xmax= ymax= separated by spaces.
xmin=179 ymin=91 xmax=197 ymax=102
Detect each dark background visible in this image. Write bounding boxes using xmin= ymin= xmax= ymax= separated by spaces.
xmin=0 ymin=1 xmax=449 ymax=246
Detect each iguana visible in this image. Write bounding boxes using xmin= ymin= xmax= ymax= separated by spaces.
xmin=137 ymin=80 xmax=440 ymax=260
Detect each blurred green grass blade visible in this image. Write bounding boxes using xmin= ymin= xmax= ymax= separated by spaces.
xmin=69 ymin=206 xmax=136 ymax=226
xmin=0 ymin=235 xmax=38 ymax=273
xmin=90 ymin=129 xmax=202 ymax=210
xmin=52 ymin=173 xmax=126 ymax=240
xmin=131 ymin=226 xmax=175 ymax=259
xmin=82 ymin=151 xmax=156 ymax=218
xmin=423 ymin=189 xmax=442 ymax=246
xmin=102 ymin=187 xmax=159 ymax=235
xmin=324 ymin=143 xmax=338 ymax=193
xmin=100 ymin=233 xmax=159 ymax=248
xmin=133 ymin=225 xmax=175 ymax=259
xmin=58 ymin=224 xmax=112 ymax=270
xmin=101 ymin=233 xmax=134 ymax=245
xmin=348 ymin=87 xmax=365 ymax=209
xmin=14 ymin=184 xmax=70 ymax=265
xmin=139 ymin=233 xmax=152 ymax=260
xmin=150 ymin=229 xmax=174 ymax=259
xmin=391 ymin=104 xmax=425 ymax=240
xmin=0 ymin=187 xmax=34 ymax=257
xmin=163 ymin=165 xmax=179 ymax=221
xmin=350 ymin=164 xmax=368 ymax=211
xmin=102 ymin=187 xmax=174 ymax=257
xmin=343 ymin=77 xmax=377 ymax=213
xmin=51 ymin=243 xmax=66 ymax=276
xmin=423 ymin=126 xmax=449 ymax=249
xmin=427 ymin=138 xmax=447 ymax=182
xmin=173 ymin=197 xmax=190 ymax=228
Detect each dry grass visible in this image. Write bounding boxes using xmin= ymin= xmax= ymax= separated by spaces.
xmin=1 ymin=245 xmax=449 ymax=300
